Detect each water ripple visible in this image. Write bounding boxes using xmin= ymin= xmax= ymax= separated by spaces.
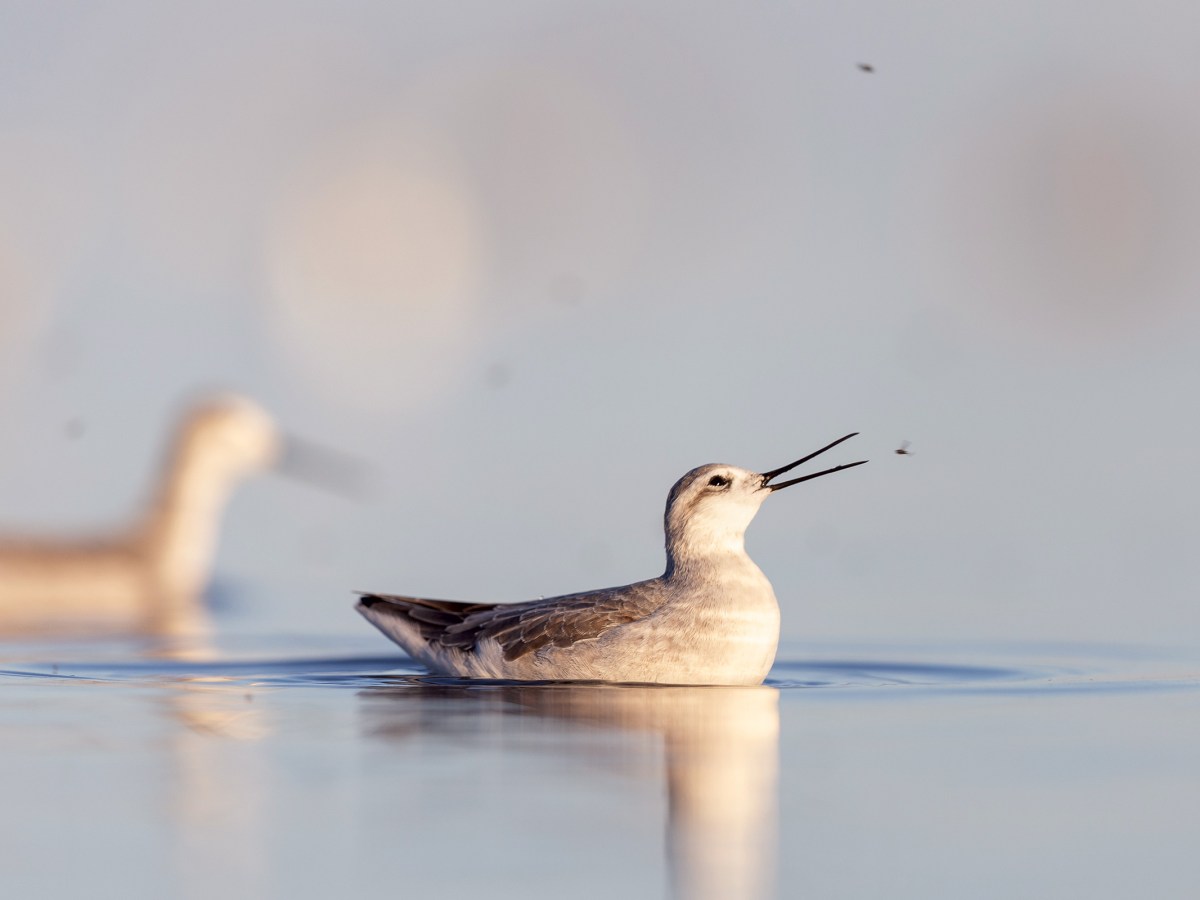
xmin=0 ymin=640 xmax=1196 ymax=695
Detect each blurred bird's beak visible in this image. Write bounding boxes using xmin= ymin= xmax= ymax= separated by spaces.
xmin=760 ymin=433 xmax=868 ymax=492
xmin=277 ymin=436 xmax=373 ymax=500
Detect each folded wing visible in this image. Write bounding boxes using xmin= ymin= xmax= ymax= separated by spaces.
xmin=358 ymin=582 xmax=664 ymax=662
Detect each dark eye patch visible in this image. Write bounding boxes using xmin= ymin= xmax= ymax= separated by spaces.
xmin=708 ymin=474 xmax=730 ymax=488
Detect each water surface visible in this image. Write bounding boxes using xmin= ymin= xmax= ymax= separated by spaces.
xmin=2 ymin=636 xmax=1198 ymax=899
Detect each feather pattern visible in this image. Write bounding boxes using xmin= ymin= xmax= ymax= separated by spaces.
xmin=359 ymin=582 xmax=665 ymax=661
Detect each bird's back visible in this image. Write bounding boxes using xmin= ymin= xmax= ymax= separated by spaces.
xmin=358 ymin=579 xmax=667 ymax=680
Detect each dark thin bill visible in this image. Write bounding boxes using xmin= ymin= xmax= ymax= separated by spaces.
xmin=277 ymin=435 xmax=374 ymax=499
xmin=761 ymin=433 xmax=859 ymax=483
xmin=766 ymin=459 xmax=867 ymax=491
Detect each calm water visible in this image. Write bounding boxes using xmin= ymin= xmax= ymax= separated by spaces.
xmin=2 ymin=635 xmax=1198 ymax=899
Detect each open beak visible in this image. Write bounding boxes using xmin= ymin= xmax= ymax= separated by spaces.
xmin=760 ymin=433 xmax=868 ymax=492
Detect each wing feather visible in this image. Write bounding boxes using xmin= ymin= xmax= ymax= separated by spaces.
xmin=359 ymin=580 xmax=665 ymax=662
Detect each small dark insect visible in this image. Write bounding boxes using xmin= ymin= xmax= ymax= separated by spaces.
xmin=895 ymin=441 xmax=912 ymax=456
xmin=858 ymin=63 xmax=875 ymax=73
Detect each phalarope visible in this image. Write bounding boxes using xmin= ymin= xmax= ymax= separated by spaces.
xmin=0 ymin=395 xmax=326 ymax=634
xmin=358 ymin=433 xmax=866 ymax=685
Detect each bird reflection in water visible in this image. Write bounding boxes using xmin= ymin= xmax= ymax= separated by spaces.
xmin=361 ymin=682 xmax=779 ymax=900
xmin=158 ymin=675 xmax=273 ymax=899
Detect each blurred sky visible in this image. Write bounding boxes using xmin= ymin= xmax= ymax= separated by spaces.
xmin=1 ymin=0 xmax=1198 ymax=643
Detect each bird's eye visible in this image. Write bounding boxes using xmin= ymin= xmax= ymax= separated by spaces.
xmin=708 ymin=474 xmax=730 ymax=488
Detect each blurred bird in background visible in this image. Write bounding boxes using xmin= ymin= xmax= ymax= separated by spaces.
xmin=0 ymin=395 xmax=284 ymax=635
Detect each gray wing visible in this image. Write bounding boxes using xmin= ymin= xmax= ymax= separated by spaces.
xmin=359 ymin=581 xmax=665 ymax=662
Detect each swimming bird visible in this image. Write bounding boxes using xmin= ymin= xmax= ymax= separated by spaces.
xmin=357 ymin=433 xmax=867 ymax=685
xmin=0 ymin=395 xmax=282 ymax=635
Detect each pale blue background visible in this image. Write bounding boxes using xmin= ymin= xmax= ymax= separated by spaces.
xmin=1 ymin=0 xmax=1197 ymax=644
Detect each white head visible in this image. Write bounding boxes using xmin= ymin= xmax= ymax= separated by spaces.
xmin=663 ymin=434 xmax=866 ymax=572
xmin=175 ymin=394 xmax=282 ymax=478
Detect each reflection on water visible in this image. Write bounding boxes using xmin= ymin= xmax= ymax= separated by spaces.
xmin=2 ymin=640 xmax=1199 ymax=899
xmin=362 ymin=682 xmax=779 ymax=900
xmin=164 ymin=678 xmax=271 ymax=900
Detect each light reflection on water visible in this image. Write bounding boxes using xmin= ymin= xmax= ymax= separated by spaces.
xmin=361 ymin=682 xmax=779 ymax=900
xmin=1 ymin=640 xmax=1198 ymax=899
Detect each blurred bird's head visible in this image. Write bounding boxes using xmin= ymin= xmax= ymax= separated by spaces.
xmin=178 ymin=394 xmax=281 ymax=478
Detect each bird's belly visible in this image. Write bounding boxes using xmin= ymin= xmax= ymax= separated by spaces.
xmin=642 ymin=600 xmax=781 ymax=685
xmin=529 ymin=593 xmax=781 ymax=686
